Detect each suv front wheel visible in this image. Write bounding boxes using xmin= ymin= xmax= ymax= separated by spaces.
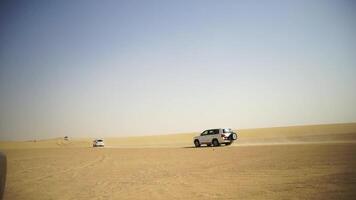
xmin=194 ymin=140 xmax=201 ymax=147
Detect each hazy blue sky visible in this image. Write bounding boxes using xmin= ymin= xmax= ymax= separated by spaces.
xmin=1 ymin=0 xmax=356 ymax=140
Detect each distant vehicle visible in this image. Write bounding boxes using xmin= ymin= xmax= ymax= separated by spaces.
xmin=93 ymin=139 xmax=105 ymax=147
xmin=193 ymin=128 xmax=238 ymax=147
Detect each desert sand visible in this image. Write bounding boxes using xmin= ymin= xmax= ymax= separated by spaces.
xmin=1 ymin=123 xmax=356 ymax=199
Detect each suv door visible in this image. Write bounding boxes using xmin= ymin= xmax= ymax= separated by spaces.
xmin=207 ymin=129 xmax=219 ymax=143
xmin=199 ymin=130 xmax=209 ymax=144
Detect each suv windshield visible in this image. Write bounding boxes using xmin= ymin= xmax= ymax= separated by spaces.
xmin=97 ymin=140 xmax=103 ymax=142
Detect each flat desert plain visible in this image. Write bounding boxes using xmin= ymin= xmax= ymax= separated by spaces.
xmin=1 ymin=123 xmax=356 ymax=199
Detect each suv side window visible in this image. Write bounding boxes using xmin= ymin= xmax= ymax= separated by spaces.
xmin=208 ymin=129 xmax=219 ymax=135
xmin=201 ymin=131 xmax=208 ymax=136
xmin=208 ymin=130 xmax=215 ymax=135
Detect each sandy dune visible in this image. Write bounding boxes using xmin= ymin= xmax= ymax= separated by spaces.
xmin=1 ymin=123 xmax=356 ymax=149
xmin=1 ymin=123 xmax=356 ymax=199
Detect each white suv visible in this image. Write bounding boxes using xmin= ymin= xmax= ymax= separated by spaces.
xmin=193 ymin=128 xmax=237 ymax=147
xmin=93 ymin=139 xmax=105 ymax=147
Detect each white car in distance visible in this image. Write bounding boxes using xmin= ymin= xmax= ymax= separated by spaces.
xmin=193 ymin=128 xmax=237 ymax=147
xmin=93 ymin=139 xmax=105 ymax=147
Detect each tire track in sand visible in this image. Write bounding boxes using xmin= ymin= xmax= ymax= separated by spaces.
xmin=24 ymin=153 xmax=107 ymax=184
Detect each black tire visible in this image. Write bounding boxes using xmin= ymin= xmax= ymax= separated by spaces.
xmin=230 ymin=133 xmax=237 ymax=140
xmin=194 ymin=140 xmax=201 ymax=147
xmin=0 ymin=152 xmax=6 ymax=200
xmin=212 ymin=139 xmax=220 ymax=147
xmin=225 ymin=142 xmax=231 ymax=146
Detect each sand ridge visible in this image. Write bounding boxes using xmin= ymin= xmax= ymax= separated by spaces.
xmin=1 ymin=123 xmax=355 ymax=149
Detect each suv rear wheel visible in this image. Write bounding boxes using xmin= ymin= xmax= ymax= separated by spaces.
xmin=212 ymin=139 xmax=220 ymax=147
xmin=194 ymin=140 xmax=201 ymax=147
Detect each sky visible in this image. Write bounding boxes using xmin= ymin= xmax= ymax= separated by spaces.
xmin=0 ymin=0 xmax=356 ymax=140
